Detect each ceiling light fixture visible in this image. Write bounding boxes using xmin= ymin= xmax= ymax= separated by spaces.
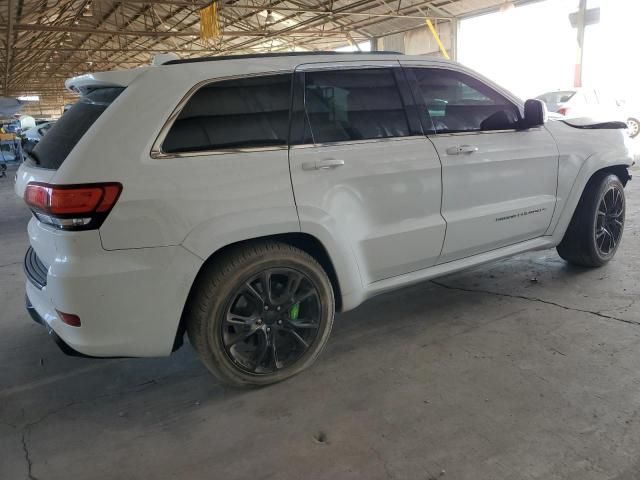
xmin=264 ymin=10 xmax=276 ymax=26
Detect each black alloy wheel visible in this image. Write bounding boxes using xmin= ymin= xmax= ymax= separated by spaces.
xmin=595 ymin=184 xmax=625 ymax=256
xmin=185 ymin=241 xmax=335 ymax=387
xmin=221 ymin=268 xmax=322 ymax=374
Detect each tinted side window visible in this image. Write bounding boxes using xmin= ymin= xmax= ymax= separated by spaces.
xmin=162 ymin=74 xmax=291 ymax=153
xmin=409 ymin=68 xmax=520 ymax=133
xmin=304 ymin=69 xmax=410 ymax=143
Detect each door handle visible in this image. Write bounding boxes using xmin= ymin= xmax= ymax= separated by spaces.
xmin=446 ymin=145 xmax=479 ymax=155
xmin=302 ymin=159 xmax=345 ymax=171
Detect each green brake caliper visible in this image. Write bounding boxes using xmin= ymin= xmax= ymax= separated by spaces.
xmin=288 ymin=303 xmax=300 ymax=321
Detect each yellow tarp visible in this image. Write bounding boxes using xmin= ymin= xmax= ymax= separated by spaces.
xmin=200 ymin=2 xmax=220 ymax=42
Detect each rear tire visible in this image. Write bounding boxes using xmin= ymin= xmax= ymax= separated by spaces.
xmin=557 ymin=173 xmax=625 ymax=267
xmin=185 ymin=241 xmax=335 ymax=387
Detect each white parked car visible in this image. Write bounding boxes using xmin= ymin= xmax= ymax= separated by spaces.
xmin=22 ymin=121 xmax=55 ymax=154
xmin=15 ymin=53 xmax=633 ymax=386
xmin=536 ymin=88 xmax=640 ymax=139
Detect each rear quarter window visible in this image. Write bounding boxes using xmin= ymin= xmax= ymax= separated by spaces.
xmin=32 ymin=87 xmax=124 ymax=169
xmin=161 ymin=74 xmax=292 ymax=154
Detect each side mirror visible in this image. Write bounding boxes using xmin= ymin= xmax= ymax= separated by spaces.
xmin=524 ymin=99 xmax=547 ymax=128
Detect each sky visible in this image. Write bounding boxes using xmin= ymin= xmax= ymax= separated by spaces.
xmin=458 ymin=0 xmax=640 ymax=102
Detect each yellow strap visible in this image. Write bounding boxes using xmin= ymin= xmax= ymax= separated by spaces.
xmin=425 ymin=19 xmax=450 ymax=60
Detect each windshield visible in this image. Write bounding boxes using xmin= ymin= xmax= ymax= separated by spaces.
xmin=32 ymin=87 xmax=124 ymax=169
xmin=535 ymin=90 xmax=576 ymax=112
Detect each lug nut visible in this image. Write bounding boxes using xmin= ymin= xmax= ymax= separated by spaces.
xmin=266 ymin=327 xmax=271 ymax=332
xmin=264 ymin=305 xmax=269 ymax=311
xmin=277 ymin=319 xmax=283 ymax=325
xmin=256 ymin=319 xmax=262 ymax=325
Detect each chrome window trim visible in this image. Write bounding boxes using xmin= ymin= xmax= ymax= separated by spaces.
xmin=290 ymin=135 xmax=426 ymax=150
xmin=427 ymin=127 xmax=544 ymax=138
xmin=150 ymin=70 xmax=292 ymax=159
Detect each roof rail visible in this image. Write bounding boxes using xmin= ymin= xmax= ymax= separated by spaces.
xmin=163 ymin=51 xmax=403 ymax=65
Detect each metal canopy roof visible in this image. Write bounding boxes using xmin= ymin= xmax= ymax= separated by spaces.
xmin=0 ymin=0 xmax=506 ymax=116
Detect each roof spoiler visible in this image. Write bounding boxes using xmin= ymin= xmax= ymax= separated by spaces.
xmin=65 ymin=54 xmax=178 ymax=95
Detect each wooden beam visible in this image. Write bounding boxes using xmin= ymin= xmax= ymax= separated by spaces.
xmin=0 ymin=23 xmax=369 ymax=38
xmin=4 ymin=0 xmax=13 ymax=95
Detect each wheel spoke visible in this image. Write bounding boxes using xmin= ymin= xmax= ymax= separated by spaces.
xmin=226 ymin=312 xmax=258 ymax=326
xmin=285 ymin=272 xmax=303 ymax=300
xmin=293 ymin=288 xmax=318 ymax=305
xmin=603 ymin=228 xmax=614 ymax=252
xmin=253 ymin=329 xmax=269 ymax=371
xmin=261 ymin=270 xmax=274 ymax=304
xmin=288 ymin=318 xmax=319 ymax=330
xmin=270 ymin=331 xmax=281 ymax=369
xmin=243 ymin=282 xmax=265 ymax=305
xmin=287 ymin=329 xmax=310 ymax=349
xmin=227 ymin=328 xmax=257 ymax=346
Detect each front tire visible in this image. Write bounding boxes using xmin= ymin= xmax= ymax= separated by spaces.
xmin=185 ymin=241 xmax=335 ymax=387
xmin=557 ymin=173 xmax=625 ymax=267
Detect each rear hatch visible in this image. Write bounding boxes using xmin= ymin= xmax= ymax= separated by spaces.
xmin=15 ymin=66 xmax=149 ymax=197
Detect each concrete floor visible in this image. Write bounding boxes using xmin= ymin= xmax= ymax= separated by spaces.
xmin=2 ymin=164 xmax=640 ymax=480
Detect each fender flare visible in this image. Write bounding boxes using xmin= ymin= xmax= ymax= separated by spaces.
xmin=547 ymin=154 xmax=632 ymax=242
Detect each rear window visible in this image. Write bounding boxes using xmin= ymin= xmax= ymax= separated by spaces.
xmin=32 ymin=87 xmax=124 ymax=169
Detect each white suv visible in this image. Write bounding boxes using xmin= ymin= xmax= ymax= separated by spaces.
xmin=16 ymin=52 xmax=633 ymax=387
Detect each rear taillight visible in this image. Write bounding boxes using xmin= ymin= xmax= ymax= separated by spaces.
xmin=24 ymin=182 xmax=122 ymax=231
xmin=557 ymin=107 xmax=570 ymax=116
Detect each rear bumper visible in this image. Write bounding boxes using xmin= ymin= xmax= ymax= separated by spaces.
xmin=26 ymin=294 xmax=93 ymax=358
xmin=24 ymin=219 xmax=203 ymax=357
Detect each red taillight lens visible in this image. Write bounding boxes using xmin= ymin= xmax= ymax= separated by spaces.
xmin=557 ymin=107 xmax=569 ymax=116
xmin=56 ymin=310 xmax=82 ymax=327
xmin=24 ymin=182 xmax=122 ymax=230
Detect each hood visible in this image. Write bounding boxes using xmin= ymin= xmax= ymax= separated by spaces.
xmin=561 ymin=116 xmax=628 ymax=130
